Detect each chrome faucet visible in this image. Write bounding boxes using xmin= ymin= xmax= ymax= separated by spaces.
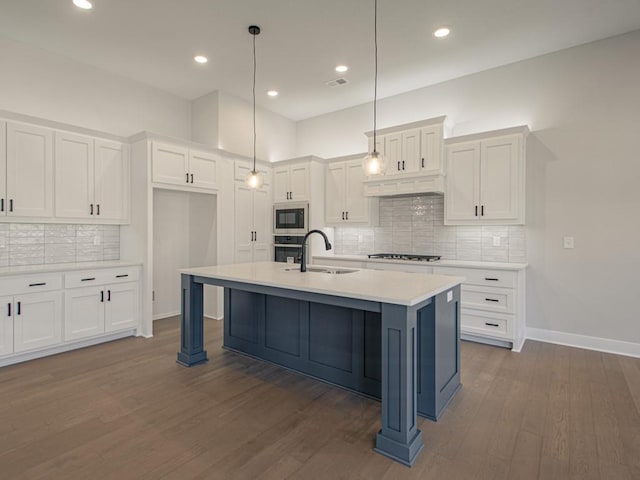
xmin=300 ymin=229 xmax=332 ymax=272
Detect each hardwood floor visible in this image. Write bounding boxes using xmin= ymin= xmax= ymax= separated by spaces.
xmin=1 ymin=317 xmax=639 ymax=479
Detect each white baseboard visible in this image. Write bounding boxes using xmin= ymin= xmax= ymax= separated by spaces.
xmin=527 ymin=327 xmax=640 ymax=358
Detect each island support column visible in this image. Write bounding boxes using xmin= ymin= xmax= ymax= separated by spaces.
xmin=374 ymin=303 xmax=424 ymax=467
xmin=176 ymin=274 xmax=208 ymax=366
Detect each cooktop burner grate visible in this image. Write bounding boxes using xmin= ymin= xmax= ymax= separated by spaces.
xmin=367 ymin=253 xmax=441 ymax=262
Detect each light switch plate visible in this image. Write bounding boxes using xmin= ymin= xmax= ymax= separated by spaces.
xmin=493 ymin=236 xmax=501 ymax=247
xmin=563 ymin=236 xmax=574 ymax=249
xmin=447 ymin=290 xmax=453 ymax=302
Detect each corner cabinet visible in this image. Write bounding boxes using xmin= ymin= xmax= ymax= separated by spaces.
xmin=325 ymin=158 xmax=378 ymax=225
xmin=2 ymin=122 xmax=54 ymax=219
xmin=151 ymin=142 xmax=219 ymax=191
xmin=445 ymin=126 xmax=528 ymax=225
xmin=273 ymin=162 xmax=309 ymax=202
xmin=54 ymin=132 xmax=130 ymax=223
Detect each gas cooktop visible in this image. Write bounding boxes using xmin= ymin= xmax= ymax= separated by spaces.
xmin=367 ymin=253 xmax=441 ymax=262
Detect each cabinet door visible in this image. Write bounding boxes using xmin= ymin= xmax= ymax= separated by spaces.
xmin=289 ymin=163 xmax=310 ymax=201
xmin=6 ymin=123 xmax=54 ymax=218
xmin=252 ymin=187 xmax=271 ymax=261
xmin=13 ymin=291 xmax=63 ymax=352
xmin=344 ymin=160 xmax=369 ymax=223
xmin=445 ymin=142 xmax=481 ymax=222
xmin=54 ymin=132 xmax=94 ymax=219
xmin=234 ymin=183 xmax=254 ymax=263
xmin=189 ymin=150 xmax=218 ymax=190
xmin=386 ymin=133 xmax=402 ymax=173
xmin=480 ymin=136 xmax=520 ymax=220
xmin=64 ymin=287 xmax=104 ymax=341
xmin=272 ymin=166 xmax=290 ymax=202
xmin=151 ymin=142 xmax=189 ymax=186
xmin=401 ymin=129 xmax=421 ymax=173
xmin=105 ymin=282 xmax=139 ymax=332
xmin=95 ymin=140 xmax=129 ymax=222
xmin=0 ymin=122 xmax=6 ymax=216
xmin=420 ymin=125 xmax=443 ymax=174
xmin=0 ymin=296 xmax=13 ymax=356
xmin=325 ymin=162 xmax=346 ymax=224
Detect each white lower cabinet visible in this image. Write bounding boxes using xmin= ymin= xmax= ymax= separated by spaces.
xmin=13 ymin=291 xmax=63 ymax=353
xmin=0 ymin=265 xmax=141 ymax=365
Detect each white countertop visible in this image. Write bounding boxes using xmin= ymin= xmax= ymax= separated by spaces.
xmin=180 ymin=261 xmax=464 ymax=307
xmin=312 ymin=254 xmax=528 ymax=271
xmin=0 ymin=260 xmax=142 ymax=277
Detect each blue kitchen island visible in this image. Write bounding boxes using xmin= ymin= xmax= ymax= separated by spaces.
xmin=177 ymin=261 xmax=463 ymax=467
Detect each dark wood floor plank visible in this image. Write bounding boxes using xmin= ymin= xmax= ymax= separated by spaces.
xmin=0 ymin=318 xmax=639 ymax=480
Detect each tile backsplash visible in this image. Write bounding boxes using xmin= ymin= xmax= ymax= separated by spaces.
xmin=333 ymin=195 xmax=526 ymax=263
xmin=0 ymin=224 xmax=120 ymax=267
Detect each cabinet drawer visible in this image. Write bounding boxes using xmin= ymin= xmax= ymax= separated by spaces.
xmin=65 ymin=267 xmax=139 ymax=289
xmin=434 ymin=266 xmax=516 ymax=288
xmin=0 ymin=273 xmax=63 ymax=296
xmin=462 ymin=285 xmax=514 ymax=314
xmin=461 ymin=310 xmax=513 ymax=340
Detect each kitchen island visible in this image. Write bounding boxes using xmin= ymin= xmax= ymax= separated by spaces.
xmin=177 ymin=261 xmax=463 ymax=467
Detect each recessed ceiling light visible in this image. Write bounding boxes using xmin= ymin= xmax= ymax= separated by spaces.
xmin=73 ymin=0 xmax=93 ymax=9
xmin=433 ymin=27 xmax=450 ymax=38
xmin=267 ymin=90 xmax=279 ymax=97
xmin=194 ymin=55 xmax=208 ymax=64
xmin=335 ymin=65 xmax=349 ymax=73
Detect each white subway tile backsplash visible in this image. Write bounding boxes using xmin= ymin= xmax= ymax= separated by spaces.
xmin=3 ymin=224 xmax=120 ymax=266
xmin=334 ymin=194 xmax=527 ymax=263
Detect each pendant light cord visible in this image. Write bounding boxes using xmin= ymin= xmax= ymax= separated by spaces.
xmin=252 ymin=32 xmax=257 ymax=172
xmin=373 ymin=0 xmax=378 ymax=153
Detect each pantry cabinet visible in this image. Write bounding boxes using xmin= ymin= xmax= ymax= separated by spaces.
xmin=234 ymin=183 xmax=271 ymax=263
xmin=55 ymin=133 xmax=129 ymax=222
xmin=445 ymin=127 xmax=527 ymax=225
xmin=3 ymin=122 xmax=54 ymax=218
xmin=273 ymin=162 xmax=309 ymax=202
xmin=152 ymin=142 xmax=218 ymax=191
xmin=326 ymin=159 xmax=378 ymax=225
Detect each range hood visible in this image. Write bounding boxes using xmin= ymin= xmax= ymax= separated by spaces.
xmin=362 ymin=172 xmax=445 ymax=197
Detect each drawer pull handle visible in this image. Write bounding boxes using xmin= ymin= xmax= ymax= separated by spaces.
xmin=7 ymin=303 xmax=11 ymax=317
xmin=485 ymin=298 xmax=499 ymax=303
xmin=81 ymin=277 xmax=96 ymax=282
xmin=28 ymin=282 xmax=46 ymax=287
xmin=115 ymin=274 xmax=129 ymax=278
xmin=484 ymin=277 xmax=499 ymax=281
xmin=107 ymin=290 xmax=111 ymax=302
xmin=17 ymin=301 xmax=21 ymax=315
xmin=485 ymin=322 xmax=500 ymax=327
xmin=101 ymin=291 xmax=104 ymax=303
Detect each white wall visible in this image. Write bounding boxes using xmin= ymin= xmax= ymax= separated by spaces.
xmin=297 ymin=30 xmax=640 ymax=347
xmin=0 ymin=36 xmax=190 ymax=138
xmin=192 ymin=90 xmax=297 ymax=161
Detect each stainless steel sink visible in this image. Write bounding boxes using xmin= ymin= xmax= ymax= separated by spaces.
xmin=284 ymin=266 xmax=358 ymax=274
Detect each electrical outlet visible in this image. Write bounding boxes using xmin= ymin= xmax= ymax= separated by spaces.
xmin=492 ymin=236 xmax=501 ymax=247
xmin=563 ymin=236 xmax=574 ymax=249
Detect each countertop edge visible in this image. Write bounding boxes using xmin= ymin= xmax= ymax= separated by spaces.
xmin=312 ymin=254 xmax=528 ymax=271
xmin=0 ymin=261 xmax=143 ymax=277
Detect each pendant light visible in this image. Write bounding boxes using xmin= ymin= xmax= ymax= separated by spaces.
xmin=246 ymin=25 xmax=264 ymax=189
xmin=363 ymin=0 xmax=386 ymax=176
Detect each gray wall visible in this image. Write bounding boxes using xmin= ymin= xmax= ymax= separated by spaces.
xmin=297 ymin=31 xmax=640 ymax=345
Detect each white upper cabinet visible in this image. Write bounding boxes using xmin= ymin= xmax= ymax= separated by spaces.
xmin=385 ymin=133 xmax=403 ymax=174
xmin=94 ymin=140 xmax=129 ymax=222
xmin=0 ymin=122 xmax=6 ymax=216
xmin=445 ymin=127 xmax=527 ymax=225
xmin=325 ymin=158 xmax=378 ymax=226
xmin=420 ymin=124 xmax=444 ymax=174
xmin=55 ymin=133 xmax=129 ymax=223
xmin=401 ymin=129 xmax=421 ymax=173
xmin=151 ymin=142 xmax=218 ymax=191
xmin=273 ymin=162 xmax=310 ymax=202
xmin=5 ymin=122 xmax=54 ymax=218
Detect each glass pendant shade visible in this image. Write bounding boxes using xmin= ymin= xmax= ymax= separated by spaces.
xmin=245 ymin=169 xmax=263 ymax=189
xmin=363 ymin=150 xmax=386 ymax=176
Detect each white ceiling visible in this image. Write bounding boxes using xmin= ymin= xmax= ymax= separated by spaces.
xmin=1 ymin=0 xmax=640 ymax=121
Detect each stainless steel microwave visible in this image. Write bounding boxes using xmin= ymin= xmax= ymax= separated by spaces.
xmin=273 ymin=202 xmax=309 ymax=235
